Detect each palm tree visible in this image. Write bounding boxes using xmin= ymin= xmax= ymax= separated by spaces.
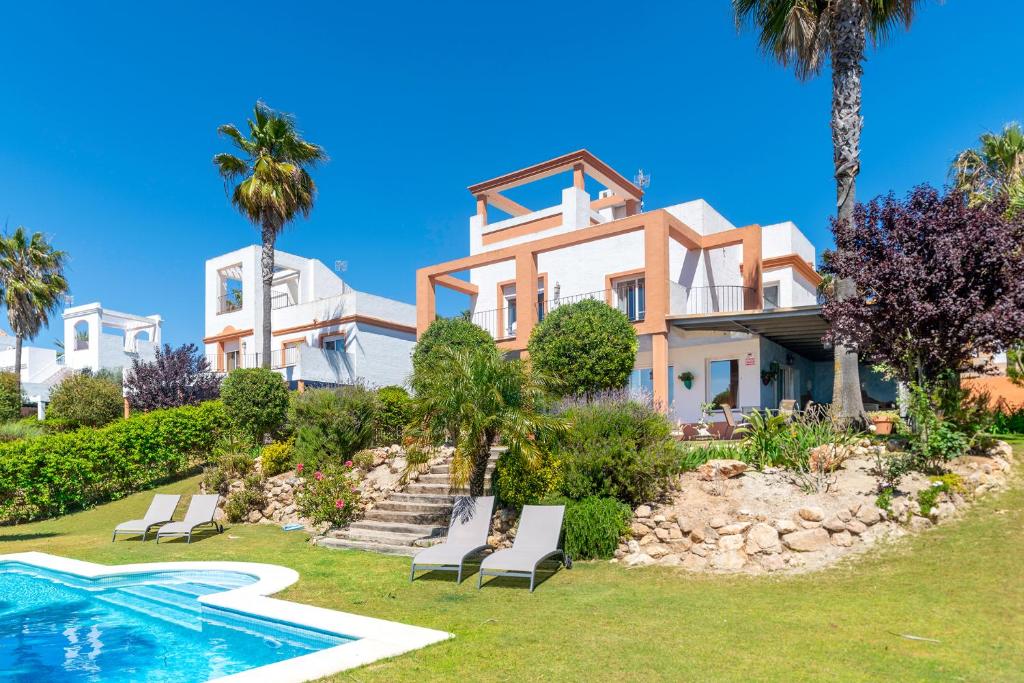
xmin=951 ymin=122 xmax=1024 ymax=218
xmin=0 ymin=227 xmax=69 ymax=397
xmin=411 ymin=346 xmax=565 ymax=496
xmin=213 ymin=102 xmax=327 ymax=368
xmin=733 ymin=0 xmax=922 ymax=427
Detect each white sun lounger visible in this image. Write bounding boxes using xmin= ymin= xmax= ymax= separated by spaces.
xmin=410 ymin=496 xmax=495 ymax=583
xmin=154 ymin=495 xmax=223 ymax=544
xmin=111 ymin=494 xmax=181 ymax=542
xmin=478 ymin=504 xmax=570 ymax=592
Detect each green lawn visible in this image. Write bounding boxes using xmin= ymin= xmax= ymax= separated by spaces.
xmin=3 ymin=440 xmax=1023 ymax=682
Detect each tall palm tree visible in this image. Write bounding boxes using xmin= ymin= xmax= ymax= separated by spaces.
xmin=951 ymin=122 xmax=1024 ymax=218
xmin=213 ymin=102 xmax=327 ymax=368
xmin=733 ymin=0 xmax=922 ymax=427
xmin=0 ymin=227 xmax=69 ymax=397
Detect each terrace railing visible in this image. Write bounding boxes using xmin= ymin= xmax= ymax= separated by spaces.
xmin=681 ymin=285 xmax=757 ymax=315
xmin=206 ymin=352 xmax=262 ymax=373
xmin=470 ymin=289 xmax=612 ymax=341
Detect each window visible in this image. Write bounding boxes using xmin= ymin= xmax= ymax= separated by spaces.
xmin=73 ymin=321 xmax=89 ymax=350
xmin=504 ymin=293 xmax=517 ymax=338
xmin=218 ymin=264 xmax=244 ymax=314
xmin=614 ymin=277 xmax=645 ymax=322
xmin=280 ymin=341 xmax=300 ymax=367
xmin=225 ymin=350 xmax=240 ymax=371
xmin=537 ymin=281 xmax=546 ymax=323
xmin=627 ymin=365 xmax=675 ymax=407
xmin=322 ymin=335 xmax=344 ymax=352
xmin=707 ymin=359 xmax=739 ymax=409
xmin=763 ymin=283 xmax=780 ymax=310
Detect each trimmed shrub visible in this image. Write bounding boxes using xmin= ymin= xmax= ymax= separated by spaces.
xmin=352 ymin=449 xmax=375 ymax=471
xmin=220 ymin=368 xmax=289 ymax=442
xmin=555 ymin=393 xmax=680 ymax=506
xmin=48 ymin=373 xmax=123 ymax=428
xmin=993 ymin=406 xmax=1024 ymax=434
xmin=259 ymin=439 xmax=294 ymax=476
xmin=225 ymin=485 xmax=266 ymax=523
xmin=411 ymin=317 xmax=495 ymax=392
xmin=0 ymin=419 xmax=44 ymax=443
xmin=493 ymin=449 xmax=561 ymax=508
xmin=296 ymin=461 xmax=361 ymax=527
xmin=0 ymin=372 xmax=22 ymax=421
xmin=543 ymin=495 xmax=631 ymax=560
xmin=528 ymin=299 xmax=637 ymax=398
xmin=124 ymin=343 xmax=220 ymax=411
xmin=291 ymin=385 xmax=378 ymax=469
xmin=0 ymin=401 xmax=228 ymax=522
xmin=373 ymin=385 xmax=413 ymax=445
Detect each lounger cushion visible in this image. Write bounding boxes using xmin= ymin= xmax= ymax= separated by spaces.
xmin=114 ymin=519 xmax=154 ymax=533
xmin=413 ymin=542 xmax=486 ymax=567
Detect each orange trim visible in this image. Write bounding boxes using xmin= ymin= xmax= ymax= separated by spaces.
xmin=572 ymin=163 xmax=586 ymax=190
xmin=481 ymin=212 xmax=563 ymax=246
xmin=652 ymin=332 xmax=669 ymax=410
xmin=496 ymin=278 xmax=515 ymax=341
xmin=476 ymin=195 xmax=488 ymax=226
xmin=604 ymin=268 xmax=646 ymax=307
xmin=590 ymin=194 xmax=627 ymax=212
xmin=485 ymin=191 xmax=532 ymax=217
xmin=433 ymin=274 xmax=479 ymax=296
xmin=273 ymin=315 xmax=415 ymax=337
xmin=279 ymin=336 xmax=305 ymax=367
xmin=468 ymin=149 xmax=643 ymax=200
xmin=317 ymin=329 xmax=346 ymax=347
xmin=762 ymin=254 xmax=822 ymax=287
xmin=203 ymin=326 xmax=253 ymax=344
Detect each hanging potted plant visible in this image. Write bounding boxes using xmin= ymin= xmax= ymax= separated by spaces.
xmin=760 ymin=367 xmax=777 ymax=386
xmin=678 ymin=371 xmax=695 ymax=390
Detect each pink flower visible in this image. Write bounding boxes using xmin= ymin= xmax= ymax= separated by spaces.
xmin=335 ymin=499 xmax=346 ymax=509
xmin=344 ymin=460 xmax=353 ymax=468
xmin=296 ymin=463 xmax=304 ymax=474
xmin=314 ymin=471 xmax=324 ymax=481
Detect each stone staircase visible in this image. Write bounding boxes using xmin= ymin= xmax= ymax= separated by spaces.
xmin=316 ymin=449 xmax=501 ymax=556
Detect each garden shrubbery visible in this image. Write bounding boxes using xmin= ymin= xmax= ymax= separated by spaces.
xmin=0 ymin=400 xmax=227 ymax=522
xmin=373 ymin=385 xmax=412 ymax=445
xmin=259 ymin=439 xmax=294 ymax=476
xmin=48 ymin=372 xmax=124 ymax=428
xmin=220 ymin=368 xmax=289 ymax=442
xmin=411 ymin=317 xmax=496 ymax=393
xmin=545 ymin=495 xmax=631 ymax=560
xmin=296 ymin=461 xmax=361 ymax=526
xmin=0 ymin=371 xmax=21 ymax=421
xmin=493 ymin=449 xmax=562 ymax=508
xmin=290 ymin=385 xmax=377 ymax=469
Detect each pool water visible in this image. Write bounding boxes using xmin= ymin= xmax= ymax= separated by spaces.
xmin=0 ymin=562 xmax=354 ymax=682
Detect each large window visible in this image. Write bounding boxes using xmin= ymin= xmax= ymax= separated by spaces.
xmin=763 ymin=282 xmax=780 ymax=310
xmin=707 ymin=359 xmax=739 ymax=409
xmin=614 ymin=276 xmax=645 ymax=322
xmin=628 ymin=365 xmax=675 ymax=407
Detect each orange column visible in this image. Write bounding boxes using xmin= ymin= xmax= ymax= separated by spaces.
xmin=741 ymin=226 xmax=763 ymax=310
xmin=514 ymin=250 xmax=538 ymax=344
xmin=416 ymin=270 xmax=437 ymax=337
xmin=476 ymin=195 xmax=489 ymax=226
xmin=123 ymin=398 xmax=130 ymax=419
xmin=572 ymin=163 xmax=586 ymax=190
xmin=651 ymin=331 xmax=669 ymax=412
xmin=642 ymin=215 xmax=669 ymax=334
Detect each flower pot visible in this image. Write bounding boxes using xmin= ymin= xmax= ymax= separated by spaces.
xmin=683 ymin=379 xmax=693 ymax=390
xmin=872 ymin=417 xmax=894 ymax=436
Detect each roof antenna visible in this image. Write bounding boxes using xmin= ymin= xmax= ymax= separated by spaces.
xmin=63 ymin=294 xmax=74 ymax=307
xmin=334 ymin=260 xmax=349 ymax=292
xmin=633 ymin=169 xmax=651 ymax=210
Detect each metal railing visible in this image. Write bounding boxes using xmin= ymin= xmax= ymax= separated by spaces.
xmin=272 ymin=345 xmax=300 ymax=369
xmin=681 ymin=285 xmax=757 ymax=315
xmin=470 ymin=289 xmax=612 ymax=340
xmin=207 ymin=352 xmax=262 ymax=372
xmin=271 ymin=292 xmax=296 ymax=310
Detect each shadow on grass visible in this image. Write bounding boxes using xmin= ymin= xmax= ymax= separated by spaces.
xmin=0 ymin=532 xmax=63 ymax=542
xmin=477 ymin=560 xmax=565 ymax=591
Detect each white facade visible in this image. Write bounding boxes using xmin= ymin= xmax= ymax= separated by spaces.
xmin=204 ymin=246 xmax=416 ymax=389
xmin=63 ymin=302 xmax=162 ymax=374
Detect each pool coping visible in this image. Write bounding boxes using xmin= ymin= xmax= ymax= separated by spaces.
xmin=0 ymin=551 xmax=452 ymax=682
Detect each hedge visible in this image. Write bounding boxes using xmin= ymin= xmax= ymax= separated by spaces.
xmin=0 ymin=400 xmax=228 ymax=523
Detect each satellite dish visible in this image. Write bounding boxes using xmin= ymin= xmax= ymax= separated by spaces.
xmin=334 ymin=260 xmax=348 ymax=273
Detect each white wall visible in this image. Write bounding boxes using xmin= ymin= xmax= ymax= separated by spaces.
xmin=350 ymin=323 xmax=416 ymax=388
xmin=762 ymin=222 xmax=816 ymax=263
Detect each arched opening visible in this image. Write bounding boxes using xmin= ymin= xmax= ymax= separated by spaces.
xmin=73 ymin=321 xmax=89 ymax=350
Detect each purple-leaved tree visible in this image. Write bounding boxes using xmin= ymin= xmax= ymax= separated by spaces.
xmin=124 ymin=343 xmax=221 ymax=411
xmin=823 ymin=185 xmax=1024 ymax=386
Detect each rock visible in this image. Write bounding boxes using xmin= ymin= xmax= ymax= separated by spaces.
xmin=627 ymin=540 xmax=640 ymax=554
xmin=708 ymin=515 xmax=729 ymax=529
xmin=246 ymin=510 xmax=262 ymax=524
xmin=690 ymin=527 xmax=706 ymax=544
xmin=696 ymin=459 xmax=748 ymax=481
xmin=670 ymin=538 xmax=692 ymax=553
xmin=652 ymin=514 xmax=666 ymax=524
xmin=646 ymin=543 xmax=670 ymax=559
xmin=908 ymin=515 xmax=933 ymax=532
xmin=719 ymin=522 xmax=751 ymax=536
xmin=676 ymin=516 xmax=694 ymax=534
xmin=773 ymin=519 xmax=798 ymax=534
xmin=719 ymin=534 xmax=745 ymax=551
xmin=837 ymin=509 xmax=852 ymax=523
xmin=798 ymin=506 xmax=824 ymax=522
xmin=658 ymin=554 xmax=682 ymax=567
xmin=690 ymin=544 xmax=708 ymax=557
xmin=630 ymin=522 xmax=649 ymax=538
xmin=682 ymin=554 xmax=708 ymax=571
xmin=822 ymin=516 xmax=847 ymax=532
xmin=635 ymin=505 xmax=652 ymax=518
xmin=711 ymin=550 xmax=747 ymax=571
xmin=668 ymin=526 xmax=683 ymax=540
xmin=639 ymin=534 xmax=657 ymax=546
xmin=654 ymin=527 xmax=670 ymax=542
xmin=856 ymin=506 xmax=882 ymax=526
xmin=799 ymin=520 xmax=823 ymax=529
xmin=932 ymin=502 xmax=956 ymax=522
xmin=845 ymin=520 xmax=868 ymax=535
xmin=782 ymin=527 xmax=830 ymax=552
xmin=624 ymin=553 xmax=655 ymax=568
xmin=830 ymin=531 xmax=853 ymax=547
xmin=703 ymin=526 xmax=720 ymax=541
xmin=759 ymin=554 xmax=785 ymax=572
xmin=744 ymin=523 xmax=781 ymax=555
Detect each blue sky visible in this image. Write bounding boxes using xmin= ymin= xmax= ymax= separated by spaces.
xmin=1 ymin=1 xmax=1021 ymax=349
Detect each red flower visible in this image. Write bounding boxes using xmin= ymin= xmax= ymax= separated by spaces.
xmin=335 ymin=498 xmax=346 ymax=509
xmin=296 ymin=463 xmax=304 ymax=474
xmin=344 ymin=460 xmax=353 ymax=468
xmin=314 ymin=471 xmax=324 ymax=481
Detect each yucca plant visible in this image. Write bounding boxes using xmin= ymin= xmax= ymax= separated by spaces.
xmin=734 ymin=409 xmax=790 ymax=469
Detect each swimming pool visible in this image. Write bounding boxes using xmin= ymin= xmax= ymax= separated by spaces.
xmin=0 ymin=552 xmax=451 ymax=682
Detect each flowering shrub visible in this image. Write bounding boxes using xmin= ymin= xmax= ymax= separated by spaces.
xmin=296 ymin=461 xmax=362 ymax=527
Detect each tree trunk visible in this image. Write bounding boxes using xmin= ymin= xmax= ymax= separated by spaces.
xmin=13 ymin=334 xmax=22 ymax=401
xmin=260 ymin=221 xmax=276 ymax=369
xmin=829 ymin=0 xmax=868 ymax=429
xmin=468 ymin=433 xmax=492 ymax=497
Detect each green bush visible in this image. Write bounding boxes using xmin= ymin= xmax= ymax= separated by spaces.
xmin=916 ymin=473 xmax=965 ymax=516
xmin=0 ymin=372 xmax=22 ymax=421
xmin=554 ymin=394 xmax=680 ymax=506
xmin=993 ymin=406 xmax=1024 ymax=434
xmin=543 ymin=495 xmax=631 ymax=560
xmin=291 ymin=386 xmax=377 ymax=469
xmin=224 ymin=482 xmax=266 ymax=523
xmin=373 ymin=385 xmax=413 ymax=445
xmin=352 ymin=449 xmax=376 ymax=471
xmin=411 ymin=317 xmax=495 ymax=392
xmin=48 ymin=372 xmax=123 ymax=428
xmin=0 ymin=419 xmax=44 ymax=443
xmin=259 ymin=439 xmax=294 ymax=476
xmin=493 ymin=449 xmax=561 ymax=508
xmin=296 ymin=461 xmax=361 ymax=526
xmin=220 ymin=368 xmax=289 ymax=442
xmin=0 ymin=401 xmax=228 ymax=522
xmin=528 ymin=299 xmax=637 ymax=398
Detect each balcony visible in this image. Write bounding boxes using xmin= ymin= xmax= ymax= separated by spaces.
xmin=207 ymin=352 xmax=262 ymax=373
xmin=677 ymin=285 xmax=759 ymax=316
xmin=471 ymin=288 xmax=646 ymax=340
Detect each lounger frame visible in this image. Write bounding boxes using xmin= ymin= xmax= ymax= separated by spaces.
xmin=155 ymin=519 xmax=224 ymax=544
xmin=409 ymin=543 xmax=490 ymax=584
xmin=477 ymin=549 xmax=568 ymax=592
xmin=111 ymin=520 xmax=171 ymax=543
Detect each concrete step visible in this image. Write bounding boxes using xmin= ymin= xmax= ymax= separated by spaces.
xmin=430 ymin=464 xmax=450 ymax=474
xmin=348 ymin=519 xmax=446 ymax=536
xmin=388 ymin=492 xmax=454 ymax=506
xmin=405 ymin=483 xmax=452 ymax=495
xmin=374 ymin=500 xmax=452 ymax=514
xmin=315 ymin=537 xmax=417 ymax=557
xmin=333 ymin=527 xmax=435 ymax=546
xmin=417 ymin=473 xmax=449 ymax=484
xmin=363 ymin=508 xmax=449 ymax=525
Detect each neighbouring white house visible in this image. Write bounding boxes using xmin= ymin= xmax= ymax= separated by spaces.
xmin=416 ymin=150 xmax=895 ymax=425
xmin=203 ymin=246 xmax=416 ymax=389
xmin=0 ymin=302 xmax=162 ymax=409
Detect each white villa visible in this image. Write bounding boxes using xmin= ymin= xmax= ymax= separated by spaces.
xmin=416 ymin=150 xmax=894 ymax=424
xmin=203 ymin=246 xmax=416 ymax=390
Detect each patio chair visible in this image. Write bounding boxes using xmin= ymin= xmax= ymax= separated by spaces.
xmin=111 ymin=494 xmax=181 ymax=542
xmin=478 ymin=504 xmax=570 ymax=592
xmin=720 ymin=404 xmax=750 ymax=439
xmin=154 ymin=495 xmax=223 ymax=544
xmin=410 ymin=496 xmax=495 ymax=583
